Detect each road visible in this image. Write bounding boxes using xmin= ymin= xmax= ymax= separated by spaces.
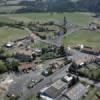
xmin=19 ymin=64 xmax=71 ymax=100
xmin=5 ymin=58 xmax=66 ymax=100
xmin=6 ymin=26 xmax=100 ymax=100
xmin=24 ymin=25 xmax=82 ymax=48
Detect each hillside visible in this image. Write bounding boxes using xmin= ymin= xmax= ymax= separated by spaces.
xmin=0 ymin=0 xmax=100 ymax=13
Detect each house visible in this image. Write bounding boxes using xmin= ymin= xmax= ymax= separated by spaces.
xmin=72 ymin=55 xmax=97 ymax=67
xmin=18 ymin=63 xmax=36 ymax=72
xmin=96 ymin=56 xmax=100 ymax=64
xmin=14 ymin=49 xmax=33 ymax=61
xmin=73 ymin=45 xmax=100 ymax=55
xmin=62 ymin=74 xmax=73 ymax=83
xmin=39 ymin=79 xmax=67 ymax=100
xmin=81 ymin=47 xmax=100 ymax=55
xmin=63 ymin=83 xmax=87 ymax=100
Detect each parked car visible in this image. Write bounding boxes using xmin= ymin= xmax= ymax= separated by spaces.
xmin=42 ymin=68 xmax=53 ymax=76
xmin=6 ymin=92 xmax=21 ymax=99
xmin=27 ymin=80 xmax=36 ymax=89
xmin=7 ymin=92 xmax=15 ymax=97
xmin=27 ymin=78 xmax=44 ymax=89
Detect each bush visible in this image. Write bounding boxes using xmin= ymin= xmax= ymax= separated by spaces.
xmin=0 ymin=61 xmax=7 ymax=74
xmin=6 ymin=60 xmax=20 ymax=72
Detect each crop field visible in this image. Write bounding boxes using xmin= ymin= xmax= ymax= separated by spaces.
xmin=62 ymin=30 xmax=100 ymax=48
xmin=0 ymin=27 xmax=27 ymax=45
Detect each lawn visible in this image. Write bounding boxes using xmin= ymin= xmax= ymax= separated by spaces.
xmin=0 ymin=27 xmax=27 ymax=45
xmin=62 ymin=30 xmax=100 ymax=48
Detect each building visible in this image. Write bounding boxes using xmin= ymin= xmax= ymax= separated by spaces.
xmin=19 ymin=63 xmax=36 ymax=72
xmin=72 ymin=55 xmax=97 ymax=67
xmin=14 ymin=49 xmax=33 ymax=61
xmin=62 ymin=74 xmax=73 ymax=83
xmin=63 ymin=83 xmax=87 ymax=100
xmin=40 ymin=79 xmax=67 ymax=100
xmin=73 ymin=45 xmax=100 ymax=55
xmin=81 ymin=48 xmax=100 ymax=55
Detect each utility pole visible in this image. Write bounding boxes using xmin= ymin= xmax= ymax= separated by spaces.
xmin=63 ymin=16 xmax=67 ymax=27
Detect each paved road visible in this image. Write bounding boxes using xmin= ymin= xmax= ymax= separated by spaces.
xmin=24 ymin=26 xmax=82 ymax=48
xmin=19 ymin=64 xmax=71 ymax=100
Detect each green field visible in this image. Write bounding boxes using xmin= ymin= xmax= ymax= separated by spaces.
xmin=0 ymin=15 xmax=16 ymax=24
xmin=62 ymin=30 xmax=100 ymax=48
xmin=13 ymin=12 xmax=95 ymax=25
xmin=0 ymin=6 xmax=24 ymax=13
xmin=0 ymin=12 xmax=100 ymax=48
xmin=0 ymin=12 xmax=97 ymax=25
xmin=0 ymin=27 xmax=27 ymax=45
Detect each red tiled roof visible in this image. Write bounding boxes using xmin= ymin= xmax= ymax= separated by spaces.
xmin=19 ymin=63 xmax=36 ymax=70
xmin=15 ymin=50 xmax=32 ymax=56
xmin=74 ymin=55 xmax=96 ymax=65
xmin=82 ymin=48 xmax=100 ymax=53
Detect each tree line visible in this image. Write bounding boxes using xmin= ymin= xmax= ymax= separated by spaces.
xmin=0 ymin=0 xmax=100 ymax=13
xmin=15 ymin=0 xmax=100 ymax=13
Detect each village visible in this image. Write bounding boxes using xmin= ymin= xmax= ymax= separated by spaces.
xmin=0 ymin=12 xmax=100 ymax=100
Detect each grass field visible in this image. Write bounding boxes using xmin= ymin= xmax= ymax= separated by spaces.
xmin=13 ymin=12 xmax=95 ymax=25
xmin=0 ymin=12 xmax=98 ymax=25
xmin=0 ymin=15 xmax=16 ymax=24
xmin=0 ymin=12 xmax=100 ymax=48
xmin=62 ymin=30 xmax=100 ymax=48
xmin=0 ymin=27 xmax=27 ymax=45
xmin=0 ymin=6 xmax=24 ymax=13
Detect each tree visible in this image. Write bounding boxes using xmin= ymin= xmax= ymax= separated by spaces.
xmin=0 ymin=48 xmax=5 ymax=54
xmin=6 ymin=60 xmax=20 ymax=72
xmin=58 ymin=45 xmax=66 ymax=56
xmin=0 ymin=61 xmax=7 ymax=73
xmin=11 ymin=60 xmax=19 ymax=72
xmin=63 ymin=16 xmax=67 ymax=27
